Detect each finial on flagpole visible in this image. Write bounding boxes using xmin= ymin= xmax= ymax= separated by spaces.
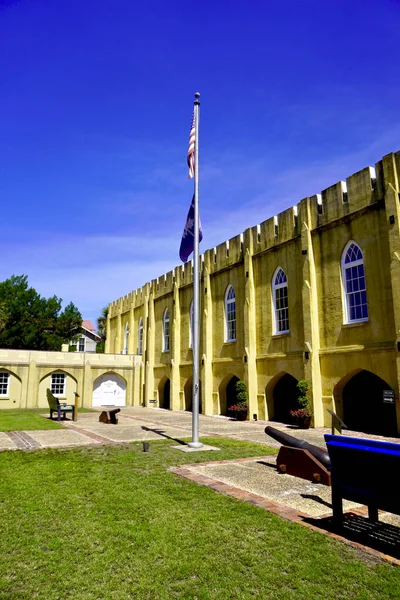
xmin=194 ymin=92 xmax=200 ymax=104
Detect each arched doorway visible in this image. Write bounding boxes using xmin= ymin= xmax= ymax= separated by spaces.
xmin=218 ymin=374 xmax=240 ymax=416
xmin=159 ymin=377 xmax=171 ymax=410
xmin=92 ymin=373 xmax=126 ymax=407
xmin=342 ymin=370 xmax=397 ymax=436
xmin=184 ymin=377 xmax=202 ymax=413
xmin=226 ymin=376 xmax=240 ymax=410
xmin=272 ymin=373 xmax=299 ymax=424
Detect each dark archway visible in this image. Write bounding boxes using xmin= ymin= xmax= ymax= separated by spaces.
xmin=219 ymin=374 xmax=240 ymax=416
xmin=343 ymin=370 xmax=397 ymax=437
xmin=159 ymin=377 xmax=171 ymax=410
xmin=184 ymin=377 xmax=202 ymax=414
xmin=273 ymin=373 xmax=299 ymax=424
xmin=226 ymin=376 xmax=240 ymax=412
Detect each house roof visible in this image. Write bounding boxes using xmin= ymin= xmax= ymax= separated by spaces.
xmin=82 ymin=320 xmax=96 ymax=332
xmin=81 ymin=320 xmax=101 ymax=340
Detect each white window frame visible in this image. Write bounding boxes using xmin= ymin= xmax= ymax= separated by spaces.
xmin=163 ymin=309 xmax=170 ymax=352
xmin=189 ymin=300 xmax=194 ymax=348
xmin=78 ymin=337 xmax=85 ymax=352
xmin=138 ymin=318 xmax=143 ymax=355
xmin=0 ymin=371 xmax=10 ymax=396
xmin=225 ymin=285 xmax=236 ymax=342
xmin=138 ymin=317 xmax=143 ymax=354
xmin=123 ymin=323 xmax=129 ymax=353
xmin=272 ymin=267 xmax=289 ymax=335
xmin=341 ymin=241 xmax=369 ymax=324
xmin=51 ymin=373 xmax=66 ymax=397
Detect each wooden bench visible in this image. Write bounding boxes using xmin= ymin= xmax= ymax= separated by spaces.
xmin=324 ymin=434 xmax=400 ymax=523
xmin=46 ymin=388 xmax=76 ymax=422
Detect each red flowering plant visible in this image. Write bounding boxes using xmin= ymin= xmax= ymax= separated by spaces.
xmin=290 ymin=380 xmax=313 ymax=419
xmin=228 ymin=381 xmax=248 ymax=414
xmin=228 ymin=402 xmax=248 ymax=413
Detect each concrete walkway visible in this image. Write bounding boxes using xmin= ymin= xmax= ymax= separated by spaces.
xmin=1 ymin=406 xmax=398 ymax=451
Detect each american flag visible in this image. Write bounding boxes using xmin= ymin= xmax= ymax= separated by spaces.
xmin=187 ymin=110 xmax=195 ymax=179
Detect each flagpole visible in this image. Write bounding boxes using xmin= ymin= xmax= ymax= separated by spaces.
xmin=188 ymin=92 xmax=202 ymax=448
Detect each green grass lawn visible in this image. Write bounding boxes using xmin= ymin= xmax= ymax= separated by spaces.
xmin=1 ymin=438 xmax=399 ymax=600
xmin=0 ymin=408 xmax=96 ymax=432
xmin=0 ymin=409 xmax=65 ymax=431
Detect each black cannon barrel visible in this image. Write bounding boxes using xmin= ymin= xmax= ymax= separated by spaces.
xmin=265 ymin=425 xmax=331 ymax=470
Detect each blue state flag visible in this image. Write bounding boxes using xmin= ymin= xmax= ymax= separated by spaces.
xmin=179 ymin=195 xmax=203 ymax=263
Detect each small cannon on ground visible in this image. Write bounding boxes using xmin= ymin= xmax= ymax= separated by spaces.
xmin=99 ymin=408 xmax=121 ymax=425
xmin=265 ymin=426 xmax=331 ymax=486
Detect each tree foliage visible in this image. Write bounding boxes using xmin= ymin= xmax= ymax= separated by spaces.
xmin=96 ymin=305 xmax=109 ymax=353
xmin=0 ymin=275 xmax=82 ymax=351
xmin=96 ymin=305 xmax=109 ymax=341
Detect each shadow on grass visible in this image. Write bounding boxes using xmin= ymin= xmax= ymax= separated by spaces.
xmin=303 ymin=512 xmax=400 ymax=560
xmin=141 ymin=426 xmax=187 ymax=445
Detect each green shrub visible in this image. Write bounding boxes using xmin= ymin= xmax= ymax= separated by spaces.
xmin=235 ymin=380 xmax=247 ymax=403
xmin=295 ymin=379 xmax=313 ymax=417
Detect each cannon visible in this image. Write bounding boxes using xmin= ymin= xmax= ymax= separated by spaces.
xmin=99 ymin=408 xmax=121 ymax=425
xmin=265 ymin=425 xmax=331 ymax=485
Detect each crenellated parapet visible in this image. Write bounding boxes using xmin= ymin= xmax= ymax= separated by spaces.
xmin=308 ymin=165 xmax=380 ymax=230
xmin=110 ymin=150 xmax=400 ymax=308
xmin=152 ymin=268 xmax=176 ymax=300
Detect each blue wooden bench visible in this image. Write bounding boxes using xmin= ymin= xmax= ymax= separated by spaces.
xmin=46 ymin=388 xmax=76 ymax=422
xmin=324 ymin=434 xmax=400 ymax=523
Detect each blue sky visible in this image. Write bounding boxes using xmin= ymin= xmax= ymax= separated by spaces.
xmin=1 ymin=0 xmax=399 ymax=326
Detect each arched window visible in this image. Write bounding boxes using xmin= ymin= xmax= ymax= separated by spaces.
xmin=51 ymin=372 xmax=66 ymax=396
xmin=163 ymin=309 xmax=170 ymax=352
xmin=123 ymin=324 xmax=129 ymax=354
xmin=138 ymin=318 xmax=143 ymax=355
xmin=272 ymin=267 xmax=289 ymax=334
xmin=342 ymin=242 xmax=368 ymax=323
xmin=225 ymin=285 xmax=236 ymax=342
xmin=189 ymin=300 xmax=194 ymax=348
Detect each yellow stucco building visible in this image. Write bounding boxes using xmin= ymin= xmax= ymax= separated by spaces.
xmin=0 ymin=349 xmax=141 ymax=411
xmin=1 ymin=150 xmax=400 ymax=437
xmin=105 ymin=150 xmax=400 ymax=436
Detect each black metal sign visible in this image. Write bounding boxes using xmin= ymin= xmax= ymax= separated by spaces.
xmin=383 ymin=390 xmax=395 ymax=404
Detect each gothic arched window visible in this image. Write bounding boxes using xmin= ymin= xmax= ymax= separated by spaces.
xmin=138 ymin=318 xmax=143 ymax=355
xmin=123 ymin=323 xmax=129 ymax=353
xmin=272 ymin=267 xmax=289 ymax=334
xmin=163 ymin=309 xmax=170 ymax=352
xmin=342 ymin=242 xmax=368 ymax=323
xmin=225 ymin=285 xmax=236 ymax=342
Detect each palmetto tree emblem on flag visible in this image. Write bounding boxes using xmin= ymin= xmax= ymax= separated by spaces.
xmin=179 ymin=195 xmax=203 ymax=263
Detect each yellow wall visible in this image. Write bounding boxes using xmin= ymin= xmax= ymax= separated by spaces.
xmin=0 ymin=368 xmax=22 ymax=409
xmin=0 ymin=350 xmax=142 ymax=410
xmin=38 ymin=370 xmax=78 ymax=408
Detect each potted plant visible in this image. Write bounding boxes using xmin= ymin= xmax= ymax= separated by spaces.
xmin=290 ymin=379 xmax=313 ymax=429
xmin=228 ymin=380 xmax=248 ymax=421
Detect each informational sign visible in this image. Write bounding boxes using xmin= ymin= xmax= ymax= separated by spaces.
xmin=149 ymin=399 xmax=157 ymax=404
xmin=383 ymin=390 xmax=395 ymax=404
